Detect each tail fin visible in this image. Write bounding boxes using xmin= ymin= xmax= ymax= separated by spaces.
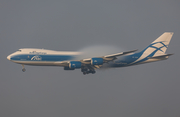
xmin=142 ymin=32 xmax=173 ymax=56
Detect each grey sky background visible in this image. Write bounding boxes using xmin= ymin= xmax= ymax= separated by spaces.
xmin=1 ymin=0 xmax=180 ymax=117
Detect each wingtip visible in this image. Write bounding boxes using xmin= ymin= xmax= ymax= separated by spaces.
xmin=127 ymin=49 xmax=138 ymax=53
xmin=164 ymin=32 xmax=174 ymax=35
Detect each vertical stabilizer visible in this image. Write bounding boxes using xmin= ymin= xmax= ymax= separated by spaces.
xmin=142 ymin=32 xmax=173 ymax=56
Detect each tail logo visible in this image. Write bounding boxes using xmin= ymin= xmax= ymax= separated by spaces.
xmin=148 ymin=41 xmax=168 ymax=53
xmin=130 ymin=41 xmax=168 ymax=65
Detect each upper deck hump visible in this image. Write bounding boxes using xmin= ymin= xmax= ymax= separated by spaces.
xmin=19 ymin=48 xmax=82 ymax=55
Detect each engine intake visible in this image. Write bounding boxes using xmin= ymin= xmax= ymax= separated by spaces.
xmin=91 ymin=58 xmax=103 ymax=65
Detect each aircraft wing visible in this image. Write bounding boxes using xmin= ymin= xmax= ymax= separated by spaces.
xmin=55 ymin=61 xmax=69 ymax=66
xmin=54 ymin=49 xmax=137 ymax=67
xmin=82 ymin=49 xmax=137 ymax=62
xmin=104 ymin=49 xmax=138 ymax=58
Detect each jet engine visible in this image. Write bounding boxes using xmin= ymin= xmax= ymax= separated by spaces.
xmin=91 ymin=58 xmax=104 ymax=65
xmin=69 ymin=61 xmax=82 ymax=69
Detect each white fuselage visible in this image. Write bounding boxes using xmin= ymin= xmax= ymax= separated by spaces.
xmin=7 ymin=48 xmax=81 ymax=66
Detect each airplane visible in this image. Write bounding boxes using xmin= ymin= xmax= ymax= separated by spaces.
xmin=7 ymin=32 xmax=173 ymax=75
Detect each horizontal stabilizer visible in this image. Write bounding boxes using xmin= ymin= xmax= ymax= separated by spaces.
xmin=148 ymin=54 xmax=173 ymax=59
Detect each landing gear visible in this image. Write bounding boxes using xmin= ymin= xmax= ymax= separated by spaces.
xmin=81 ymin=67 xmax=96 ymax=75
xmin=22 ymin=68 xmax=26 ymax=72
xmin=21 ymin=64 xmax=26 ymax=72
xmin=83 ymin=72 xmax=86 ymax=75
xmin=91 ymin=70 xmax=96 ymax=74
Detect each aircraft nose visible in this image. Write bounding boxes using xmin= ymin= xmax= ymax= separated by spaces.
xmin=7 ymin=55 xmax=11 ymax=60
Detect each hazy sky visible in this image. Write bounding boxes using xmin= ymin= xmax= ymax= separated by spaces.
xmin=1 ymin=0 xmax=180 ymax=117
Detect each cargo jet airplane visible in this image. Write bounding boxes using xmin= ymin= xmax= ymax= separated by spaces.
xmin=7 ymin=32 xmax=173 ymax=75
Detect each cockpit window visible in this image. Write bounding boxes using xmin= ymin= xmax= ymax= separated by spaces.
xmin=17 ymin=50 xmax=21 ymax=52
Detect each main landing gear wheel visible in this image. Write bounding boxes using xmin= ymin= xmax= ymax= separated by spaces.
xmin=81 ymin=68 xmax=96 ymax=75
xmin=91 ymin=71 xmax=96 ymax=74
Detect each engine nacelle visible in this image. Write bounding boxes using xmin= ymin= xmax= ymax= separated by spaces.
xmin=69 ymin=61 xmax=82 ymax=69
xmin=91 ymin=58 xmax=104 ymax=65
xmin=64 ymin=66 xmax=75 ymax=70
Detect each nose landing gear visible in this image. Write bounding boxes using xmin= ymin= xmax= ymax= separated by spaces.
xmin=21 ymin=64 xmax=26 ymax=72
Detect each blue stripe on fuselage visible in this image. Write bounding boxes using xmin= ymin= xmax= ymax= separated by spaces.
xmin=10 ymin=54 xmax=75 ymax=61
xmin=111 ymin=53 xmax=141 ymax=67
